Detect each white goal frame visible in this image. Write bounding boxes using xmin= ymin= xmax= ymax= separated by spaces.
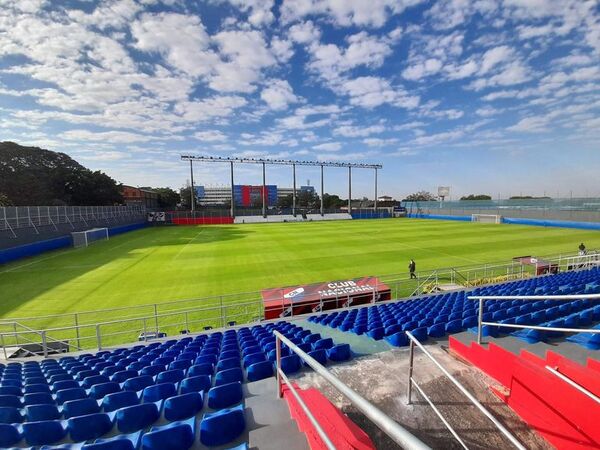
xmin=471 ymin=214 xmax=502 ymax=224
xmin=72 ymin=228 xmax=109 ymax=248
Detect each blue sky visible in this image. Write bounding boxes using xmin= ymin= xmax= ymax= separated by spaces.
xmin=0 ymin=0 xmax=599 ymax=199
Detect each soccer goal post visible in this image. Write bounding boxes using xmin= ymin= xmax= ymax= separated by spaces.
xmin=471 ymin=214 xmax=502 ymax=224
xmin=72 ymin=228 xmax=109 ymax=248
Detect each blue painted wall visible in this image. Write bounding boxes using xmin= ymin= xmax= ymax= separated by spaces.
xmin=407 ymin=214 xmax=600 ymax=230
xmin=0 ymin=222 xmax=147 ymax=265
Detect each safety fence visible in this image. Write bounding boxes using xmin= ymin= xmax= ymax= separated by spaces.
xmin=0 ymin=250 xmax=595 ymax=355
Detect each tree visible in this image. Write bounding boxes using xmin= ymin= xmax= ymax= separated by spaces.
xmin=179 ymin=185 xmax=193 ymax=209
xmin=403 ymin=191 xmax=437 ymax=202
xmin=277 ymin=194 xmax=293 ymax=209
xmin=460 ymin=194 xmax=492 ymax=201
xmin=322 ymin=193 xmax=345 ymax=209
xmin=0 ymin=141 xmax=122 ymax=205
xmin=0 ymin=193 xmax=12 ymax=206
xmin=297 ymin=190 xmax=320 ymax=208
xmin=152 ymin=187 xmax=180 ymax=208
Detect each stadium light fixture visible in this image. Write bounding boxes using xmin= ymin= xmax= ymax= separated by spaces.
xmin=180 ymin=154 xmax=383 ymax=169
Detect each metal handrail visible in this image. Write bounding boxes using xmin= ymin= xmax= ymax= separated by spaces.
xmin=274 ymin=331 xmax=430 ymax=450
xmin=545 ymin=366 xmax=600 ymax=404
xmin=405 ymin=331 xmax=526 ymax=450
xmin=469 ymin=293 xmax=600 ymax=344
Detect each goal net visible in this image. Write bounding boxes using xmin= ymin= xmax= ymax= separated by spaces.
xmin=471 ymin=214 xmax=502 ymax=224
xmin=72 ymin=228 xmax=109 ymax=248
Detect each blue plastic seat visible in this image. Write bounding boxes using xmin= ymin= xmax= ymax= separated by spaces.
xmin=23 ymin=419 xmax=67 ymax=446
xmin=68 ymin=412 xmax=114 ymax=442
xmin=411 ymin=327 xmax=428 ymax=342
xmin=116 ymin=403 xmax=160 ymax=433
xmin=306 ymin=349 xmax=327 ymax=366
xmin=188 ymin=363 xmax=214 ymax=377
xmin=141 ymin=417 xmax=195 ymax=450
xmin=57 ymin=387 xmax=88 ymax=405
xmin=25 ymin=383 xmax=51 ymax=394
xmin=0 ymin=406 xmax=23 ymax=424
xmin=90 ymin=382 xmax=122 ymax=400
xmin=26 ymin=403 xmax=61 ymax=421
xmin=82 ymin=375 xmax=110 ymax=389
xmin=180 ymin=375 xmax=211 ymax=394
xmin=246 ymin=361 xmax=273 ymax=382
xmin=427 ymin=323 xmax=446 ymax=338
xmin=326 ymin=344 xmax=351 ymax=362
xmin=112 ymin=370 xmax=138 ymax=384
xmin=168 ymin=360 xmax=193 ymax=372
xmin=142 ymin=383 xmax=177 ymax=402
xmin=366 ymin=327 xmax=385 ymax=340
xmin=242 ymin=352 xmax=265 ymax=369
xmin=0 ymin=386 xmax=21 ymax=396
xmin=279 ymin=354 xmax=301 ymax=374
xmin=217 ymin=357 xmax=241 ymax=372
xmin=208 ymin=381 xmax=243 ymax=410
xmin=24 ymin=392 xmax=55 ymax=406
xmin=52 ymin=380 xmax=79 ymax=393
xmin=0 ymin=394 xmax=21 ymax=408
xmin=102 ymin=391 xmax=140 ymax=413
xmin=156 ymin=369 xmax=185 ymax=385
xmin=0 ymin=423 xmax=22 ymax=447
xmin=215 ymin=368 xmax=244 ymax=386
xmin=195 ymin=355 xmax=217 ymax=366
xmin=200 ymin=404 xmax=245 ymax=446
xmin=63 ymin=397 xmax=101 ymax=419
xmin=384 ymin=332 xmax=408 ymax=347
xmin=122 ymin=375 xmax=154 ymax=393
xmin=312 ymin=338 xmax=334 ymax=351
xmin=164 ymin=392 xmax=203 ymax=421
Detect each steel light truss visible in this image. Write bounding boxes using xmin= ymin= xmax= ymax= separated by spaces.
xmin=181 ymin=154 xmax=382 ymax=169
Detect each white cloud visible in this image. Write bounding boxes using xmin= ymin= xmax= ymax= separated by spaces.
xmin=132 ymin=13 xmax=217 ymax=78
xmin=221 ymin=0 xmax=275 ymax=26
xmin=333 ymin=124 xmax=385 ymax=137
xmin=313 ymin=142 xmax=342 ymax=151
xmin=260 ymin=80 xmax=298 ymax=110
xmin=402 ymin=58 xmax=443 ymax=80
xmin=338 ymin=76 xmax=419 ymax=109
xmin=60 ymin=129 xmax=156 ymax=143
xmin=280 ymin=0 xmax=426 ymax=28
xmin=363 ymin=137 xmax=398 ymax=147
xmin=194 ymin=130 xmax=228 ymax=142
xmin=507 ymin=116 xmax=551 ymax=133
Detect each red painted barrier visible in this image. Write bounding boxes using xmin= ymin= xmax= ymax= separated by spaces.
xmin=449 ymin=336 xmax=600 ymax=449
xmin=171 ymin=217 xmax=233 ymax=225
xmin=283 ymin=383 xmax=375 ymax=450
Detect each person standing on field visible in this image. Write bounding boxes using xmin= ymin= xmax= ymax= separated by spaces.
xmin=409 ymin=259 xmax=417 ymax=279
xmin=579 ymin=242 xmax=587 ymax=256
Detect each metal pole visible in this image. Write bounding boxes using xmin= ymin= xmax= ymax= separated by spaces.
xmin=320 ymin=165 xmax=324 ymax=216
xmin=1 ymin=333 xmax=7 ymax=360
xmin=189 ymin=160 xmax=195 ymax=212
xmin=96 ymin=325 xmax=102 ymax=351
xmin=348 ymin=166 xmax=352 ymax=214
xmin=74 ymin=314 xmax=81 ymax=350
xmin=13 ymin=322 xmax=18 ymax=345
xmin=407 ymin=339 xmax=414 ymax=404
xmin=143 ymin=318 xmax=148 ymax=342
xmin=262 ymin=162 xmax=267 ymax=218
xmin=292 ymin=163 xmax=296 ymax=217
xmin=374 ymin=168 xmax=378 ymax=214
xmin=41 ymin=331 xmax=48 ymax=358
xmin=220 ymin=296 xmax=225 ymax=328
xmin=185 ymin=312 xmax=189 ymax=332
xmin=154 ymin=304 xmax=159 ymax=334
xmin=276 ymin=334 xmax=282 ymax=398
xmin=477 ymin=298 xmax=484 ymax=344
xmin=230 ymin=161 xmax=235 ymax=218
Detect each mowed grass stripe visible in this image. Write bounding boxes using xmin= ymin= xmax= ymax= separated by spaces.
xmin=0 ymin=219 xmax=599 ymax=326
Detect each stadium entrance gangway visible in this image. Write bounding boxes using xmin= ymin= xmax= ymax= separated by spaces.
xmin=405 ymin=331 xmax=526 ymax=450
xmin=274 ymin=330 xmax=431 ymax=450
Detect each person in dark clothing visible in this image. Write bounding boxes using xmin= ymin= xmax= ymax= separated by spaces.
xmin=409 ymin=259 xmax=416 ymax=279
xmin=579 ymin=243 xmax=587 ymax=256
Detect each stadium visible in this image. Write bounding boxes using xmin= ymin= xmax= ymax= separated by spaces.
xmin=1 ymin=1 xmax=600 ymax=450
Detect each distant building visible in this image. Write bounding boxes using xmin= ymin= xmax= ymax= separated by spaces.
xmin=122 ymin=186 xmax=159 ymax=209
xmin=377 ymin=195 xmax=393 ymax=202
xmin=195 ymin=185 xmax=316 ymax=207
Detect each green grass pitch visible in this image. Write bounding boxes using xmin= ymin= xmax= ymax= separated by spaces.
xmin=2 ymin=219 xmax=599 ymax=327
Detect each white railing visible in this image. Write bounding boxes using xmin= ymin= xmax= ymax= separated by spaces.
xmin=274 ymin=331 xmax=431 ymax=450
xmin=469 ymin=293 xmax=600 ymax=345
xmin=545 ymin=366 xmax=600 ymax=404
xmin=405 ymin=331 xmax=526 ymax=450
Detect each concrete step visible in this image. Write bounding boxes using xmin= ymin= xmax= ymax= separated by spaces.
xmin=249 ymin=419 xmax=310 ymax=450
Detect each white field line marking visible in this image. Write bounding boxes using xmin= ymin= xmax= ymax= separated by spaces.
xmin=172 ymin=228 xmax=205 ymax=261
